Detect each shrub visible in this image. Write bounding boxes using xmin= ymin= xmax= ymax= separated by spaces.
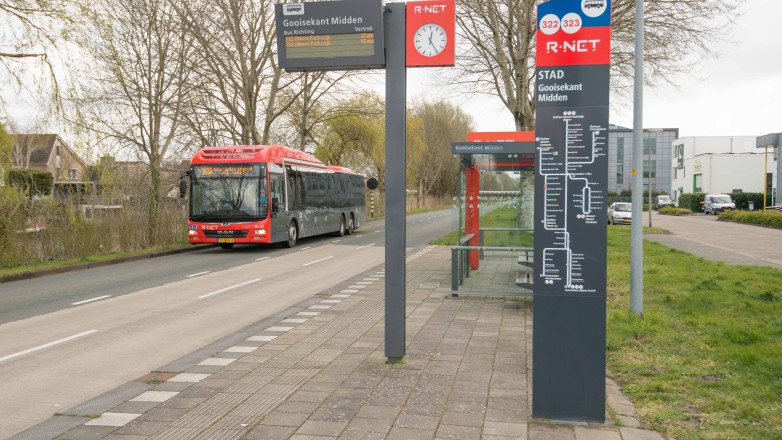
xmin=9 ymin=169 xmax=53 ymax=197
xmin=659 ymin=206 xmax=692 ymax=216
xmin=677 ymin=192 xmax=705 ymax=212
xmin=719 ymin=210 xmax=782 ymax=228
xmin=730 ymin=192 xmax=770 ymax=210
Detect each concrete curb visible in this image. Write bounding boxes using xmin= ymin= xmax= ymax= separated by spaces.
xmin=0 ymin=244 xmax=215 ymax=284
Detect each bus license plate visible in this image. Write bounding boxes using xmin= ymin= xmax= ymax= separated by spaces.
xmin=218 ymin=238 xmax=235 ymax=243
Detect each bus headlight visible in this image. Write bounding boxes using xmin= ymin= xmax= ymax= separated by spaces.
xmin=255 ymin=229 xmax=266 ymax=235
xmin=189 ymin=230 xmax=198 ymax=236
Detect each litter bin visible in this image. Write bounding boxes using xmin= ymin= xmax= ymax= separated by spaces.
xmin=699 ymin=201 xmax=705 ymax=212
xmin=748 ymin=201 xmax=755 ymax=211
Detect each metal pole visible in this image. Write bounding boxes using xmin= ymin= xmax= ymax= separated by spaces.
xmin=630 ymin=0 xmax=644 ymax=316
xmin=764 ymin=147 xmax=768 ymax=210
xmin=384 ymin=2 xmax=406 ymax=360
xmin=648 ymin=135 xmax=653 ymax=227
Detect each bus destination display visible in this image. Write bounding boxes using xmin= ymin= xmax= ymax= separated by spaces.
xmin=275 ymin=0 xmax=384 ymax=70
xmin=285 ymin=33 xmax=375 ymax=59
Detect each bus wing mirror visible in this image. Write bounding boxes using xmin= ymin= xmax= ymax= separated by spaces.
xmin=272 ymin=197 xmax=279 ymax=212
xmin=179 ymin=179 xmax=187 ymax=198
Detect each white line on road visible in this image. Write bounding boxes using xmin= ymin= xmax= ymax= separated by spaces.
xmin=255 ymin=257 xmax=270 ymax=261
xmin=331 ymin=239 xmax=341 ymax=243
xmin=0 ymin=330 xmax=98 ymax=364
xmin=72 ymin=295 xmax=111 ymax=306
xmin=187 ymin=271 xmax=211 ymax=278
xmin=300 ymin=247 xmax=312 ymax=251
xmin=198 ymin=279 xmax=261 ymax=299
xmin=302 ymin=256 xmax=335 ymax=267
xmin=355 ymin=243 xmax=376 ymax=250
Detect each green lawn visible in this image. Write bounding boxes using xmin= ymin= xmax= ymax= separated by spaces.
xmin=606 ymin=227 xmax=782 ymax=439
xmin=430 ymin=206 xmax=533 ymax=247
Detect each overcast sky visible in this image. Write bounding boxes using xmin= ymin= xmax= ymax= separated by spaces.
xmin=5 ymin=0 xmax=779 ymax=141
xmin=410 ymin=0 xmax=781 ymax=139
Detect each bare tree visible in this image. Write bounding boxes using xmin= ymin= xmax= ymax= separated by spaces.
xmin=76 ymin=0 xmax=193 ymax=244
xmin=175 ymin=0 xmax=293 ymax=146
xmin=0 ymin=0 xmax=83 ymax=109
xmin=408 ymin=99 xmax=473 ymax=206
xmin=454 ymin=0 xmax=743 ymax=130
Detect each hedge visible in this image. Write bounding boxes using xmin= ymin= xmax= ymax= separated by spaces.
xmin=677 ymin=192 xmax=705 ymax=212
xmin=9 ymin=169 xmax=53 ymax=197
xmin=720 ymin=210 xmax=782 ymax=228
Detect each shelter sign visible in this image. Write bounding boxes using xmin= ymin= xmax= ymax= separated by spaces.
xmin=532 ymin=0 xmax=611 ymax=422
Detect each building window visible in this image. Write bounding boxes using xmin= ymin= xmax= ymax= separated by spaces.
xmin=643 ymin=160 xmax=656 ymax=179
xmin=616 ymin=138 xmax=624 ymax=185
xmin=68 ymin=169 xmax=77 ymax=179
xmin=643 ymin=137 xmax=656 ymax=156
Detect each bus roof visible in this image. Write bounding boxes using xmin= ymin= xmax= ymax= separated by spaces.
xmin=191 ymin=145 xmax=357 ymax=173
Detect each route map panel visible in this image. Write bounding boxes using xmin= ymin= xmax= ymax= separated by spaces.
xmin=533 ymin=0 xmax=611 ymax=298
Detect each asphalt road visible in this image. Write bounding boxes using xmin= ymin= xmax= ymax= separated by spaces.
xmin=643 ymin=211 xmax=782 ymax=269
xmin=0 ymin=208 xmax=458 ymax=438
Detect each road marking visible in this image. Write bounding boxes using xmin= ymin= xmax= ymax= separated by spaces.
xmin=300 ymin=247 xmax=312 ymax=251
xmin=255 ymin=257 xmax=270 ymax=261
xmin=302 ymin=256 xmax=334 ymax=267
xmin=187 ymin=271 xmax=211 ymax=278
xmin=72 ymin=295 xmax=111 ymax=306
xmin=198 ymin=279 xmax=261 ymax=299
xmin=0 ymin=330 xmax=98 ymax=363
xmin=355 ymin=243 xmax=375 ymax=250
xmin=331 ymin=239 xmax=341 ymax=243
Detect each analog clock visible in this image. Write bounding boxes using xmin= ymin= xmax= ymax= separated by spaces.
xmin=413 ymin=23 xmax=447 ymax=57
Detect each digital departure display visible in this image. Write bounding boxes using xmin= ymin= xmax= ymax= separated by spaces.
xmin=284 ymin=33 xmax=375 ymax=59
xmin=275 ymin=0 xmax=384 ymax=71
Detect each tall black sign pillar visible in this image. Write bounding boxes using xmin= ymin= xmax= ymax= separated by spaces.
xmin=532 ymin=0 xmax=612 ymax=421
xmin=384 ymin=2 xmax=406 ymax=360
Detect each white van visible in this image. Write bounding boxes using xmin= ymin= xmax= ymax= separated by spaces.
xmin=703 ymin=194 xmax=735 ymax=215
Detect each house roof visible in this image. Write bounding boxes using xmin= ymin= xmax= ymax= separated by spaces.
xmin=13 ymin=134 xmax=59 ymax=164
xmin=12 ymin=134 xmax=87 ymax=168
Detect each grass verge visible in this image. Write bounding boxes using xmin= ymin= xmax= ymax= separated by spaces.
xmin=0 ymin=243 xmax=194 ymax=279
xmin=606 ymin=226 xmax=782 ymax=439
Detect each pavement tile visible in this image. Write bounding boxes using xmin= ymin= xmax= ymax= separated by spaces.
xmin=436 ymin=424 xmax=483 ymax=439
xmin=484 ymin=420 xmax=527 ymax=437
xmin=355 ymin=405 xmax=400 ymax=420
xmin=58 ymin=425 xmax=117 ymax=439
xmin=113 ymin=419 xmax=168 ymax=436
xmin=387 ymin=426 xmax=438 ymax=439
xmin=245 ymin=424 xmax=297 ymax=439
xmin=574 ymin=427 xmax=622 ymax=440
xmin=529 ymin=425 xmax=576 ymax=440
xmin=260 ymin=411 xmax=310 ymax=427
xmin=296 ymin=419 xmax=349 ymax=436
xmin=394 ymin=413 xmax=440 ymax=431
xmin=85 ymin=412 xmax=141 ymax=427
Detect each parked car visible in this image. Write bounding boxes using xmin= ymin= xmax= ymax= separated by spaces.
xmin=608 ymin=202 xmax=632 ymax=225
xmin=703 ymin=194 xmax=735 ymax=215
xmin=655 ymin=195 xmax=675 ymax=210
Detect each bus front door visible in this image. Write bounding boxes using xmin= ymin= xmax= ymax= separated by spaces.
xmin=269 ymin=173 xmax=289 ymax=244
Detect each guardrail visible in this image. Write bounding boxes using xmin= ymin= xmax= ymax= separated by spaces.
xmin=451 ymin=244 xmax=533 ymax=294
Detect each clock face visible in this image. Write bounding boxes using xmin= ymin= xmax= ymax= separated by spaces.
xmin=414 ymin=23 xmax=447 ymax=57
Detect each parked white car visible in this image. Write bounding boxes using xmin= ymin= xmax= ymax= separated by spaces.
xmin=608 ymin=202 xmax=632 ymax=225
xmin=703 ymin=194 xmax=735 ymax=215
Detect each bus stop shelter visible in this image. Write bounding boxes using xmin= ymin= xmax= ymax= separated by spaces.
xmin=450 ymin=132 xmax=537 ymax=296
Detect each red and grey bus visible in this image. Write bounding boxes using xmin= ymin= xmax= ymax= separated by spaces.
xmin=180 ymin=145 xmax=366 ymax=249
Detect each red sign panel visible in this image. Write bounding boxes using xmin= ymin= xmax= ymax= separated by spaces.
xmin=406 ymin=0 xmax=455 ymax=67
xmin=536 ymin=26 xmax=611 ymax=67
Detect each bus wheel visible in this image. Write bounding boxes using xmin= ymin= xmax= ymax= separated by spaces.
xmin=335 ymin=216 xmax=346 ymax=237
xmin=345 ymin=215 xmax=354 ymax=235
xmin=219 ymin=243 xmax=234 ymax=250
xmin=284 ymin=220 xmax=298 ymax=248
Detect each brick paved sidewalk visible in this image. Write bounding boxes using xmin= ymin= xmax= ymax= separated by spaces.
xmin=18 ymin=246 xmax=672 ymax=440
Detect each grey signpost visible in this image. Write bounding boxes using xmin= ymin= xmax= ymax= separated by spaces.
xmin=383 ymin=2 xmax=406 ymax=360
xmin=275 ymin=0 xmax=407 ymax=361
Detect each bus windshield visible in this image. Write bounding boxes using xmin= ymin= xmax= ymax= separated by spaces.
xmin=190 ymin=164 xmax=267 ymax=222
